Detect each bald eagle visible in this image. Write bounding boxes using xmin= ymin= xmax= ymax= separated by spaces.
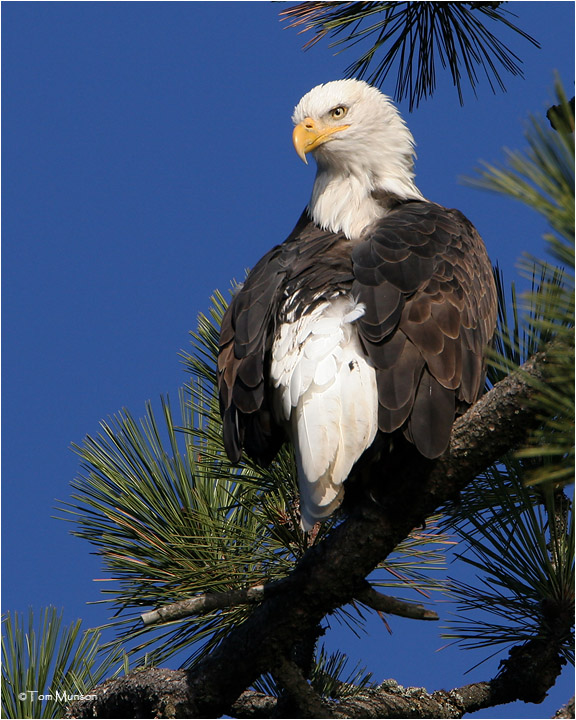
xmin=218 ymin=79 xmax=497 ymax=530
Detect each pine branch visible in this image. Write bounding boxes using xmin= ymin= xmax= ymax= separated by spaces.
xmin=272 ymin=656 xmax=332 ymax=719
xmin=66 ymin=345 xmax=568 ymax=719
xmin=141 ymin=579 xmax=437 ymax=627
xmin=281 ymin=1 xmax=539 ymax=110
xmin=355 ymin=581 xmax=439 ymax=621
xmin=554 ymin=696 xmax=575 ymax=719
xmin=140 ymin=582 xmax=285 ymax=626
xmin=64 ymin=627 xmax=568 ymax=719
xmin=230 ymin=690 xmax=278 ymax=719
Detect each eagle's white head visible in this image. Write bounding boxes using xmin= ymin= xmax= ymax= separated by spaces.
xmin=292 ymin=79 xmax=424 ymax=240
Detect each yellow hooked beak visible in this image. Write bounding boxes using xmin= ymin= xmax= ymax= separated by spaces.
xmin=292 ymin=117 xmax=350 ymax=164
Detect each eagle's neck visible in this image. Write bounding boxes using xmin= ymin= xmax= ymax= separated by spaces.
xmin=309 ymin=161 xmax=424 ymax=241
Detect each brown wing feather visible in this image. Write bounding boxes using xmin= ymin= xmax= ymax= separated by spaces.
xmin=217 ymin=212 xmax=355 ymax=465
xmin=353 ymin=201 xmax=497 ymax=458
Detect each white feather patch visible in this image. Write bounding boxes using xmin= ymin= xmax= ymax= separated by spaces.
xmin=270 ymin=296 xmax=378 ymax=530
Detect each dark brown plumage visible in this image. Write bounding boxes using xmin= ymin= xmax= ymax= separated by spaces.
xmin=218 ymin=199 xmax=496 ymax=469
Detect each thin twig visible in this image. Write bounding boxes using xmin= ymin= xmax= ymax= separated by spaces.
xmin=141 ymin=580 xmax=285 ymax=625
xmin=355 ymin=581 xmax=439 ymax=621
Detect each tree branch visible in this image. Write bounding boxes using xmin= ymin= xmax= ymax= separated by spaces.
xmin=142 ymin=579 xmax=437 ymax=627
xmin=140 ymin=582 xmax=285 ymax=626
xmin=65 ymin=646 xmax=569 ymax=720
xmin=68 ymin=347 xmax=566 ymax=719
xmin=354 ymin=581 xmax=439 ymax=621
xmin=272 ymin=656 xmax=332 ymax=719
xmin=553 ymin=696 xmax=575 ymax=719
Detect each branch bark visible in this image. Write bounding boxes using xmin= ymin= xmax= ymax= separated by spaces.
xmin=355 ymin=580 xmax=439 ymax=620
xmin=140 ymin=582 xmax=285 ymax=626
xmin=553 ymin=696 xmax=575 ymax=719
xmin=142 ymin=578 xmax=438 ymax=626
xmin=67 ymin=347 xmax=567 ymax=719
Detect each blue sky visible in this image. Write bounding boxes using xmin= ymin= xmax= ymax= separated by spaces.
xmin=2 ymin=2 xmax=574 ymax=717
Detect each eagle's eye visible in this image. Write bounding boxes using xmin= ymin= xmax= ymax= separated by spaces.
xmin=330 ymin=106 xmax=348 ymax=120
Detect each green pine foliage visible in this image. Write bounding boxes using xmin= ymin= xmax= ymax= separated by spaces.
xmin=1 ymin=607 xmax=122 ymax=719
xmin=442 ymin=467 xmax=574 ymax=666
xmin=254 ymin=646 xmax=376 ymax=701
